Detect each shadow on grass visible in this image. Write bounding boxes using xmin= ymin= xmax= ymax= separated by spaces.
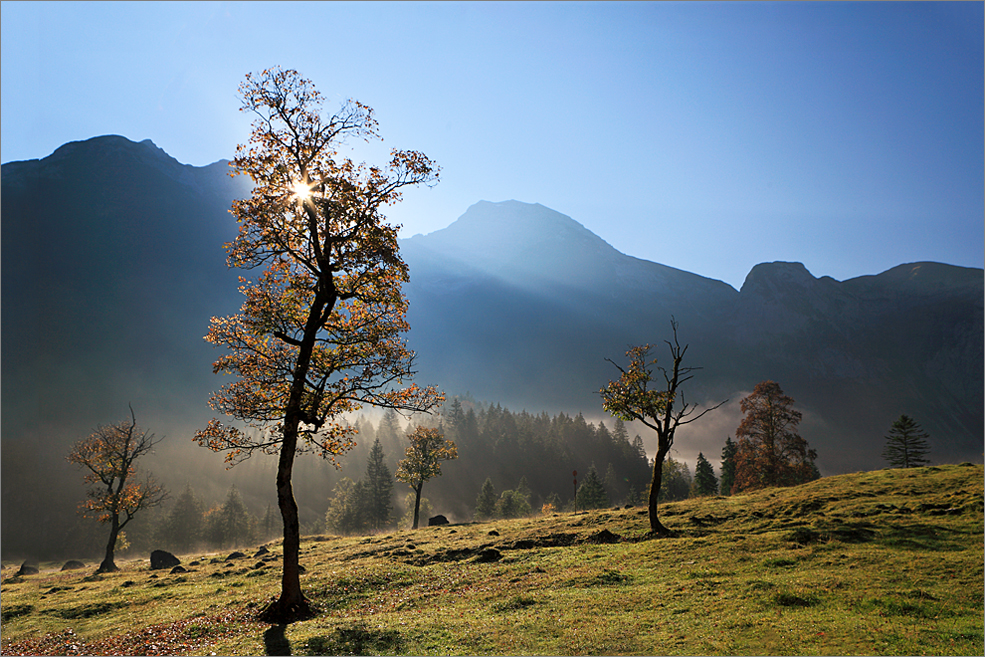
xmin=306 ymin=626 xmax=404 ymax=656
xmin=263 ymin=624 xmax=291 ymax=656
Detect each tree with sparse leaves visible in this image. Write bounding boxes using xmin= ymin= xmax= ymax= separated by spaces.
xmin=193 ymin=67 xmax=442 ymax=623
xmin=395 ymin=426 xmax=457 ymax=529
xmin=67 ymin=407 xmax=167 ymax=573
xmin=882 ymin=415 xmax=931 ymax=469
xmin=732 ymin=381 xmax=817 ymax=492
xmin=600 ymin=320 xmax=726 ymax=535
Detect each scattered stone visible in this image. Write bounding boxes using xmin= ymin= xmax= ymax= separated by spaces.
xmin=150 ymin=550 xmax=181 ymax=570
xmin=226 ymin=551 xmax=247 ymax=560
xmin=253 ymin=562 xmax=266 ymax=569
xmin=16 ymin=562 xmax=39 ymax=576
xmin=487 ymin=529 xmax=500 ymax=536
xmin=121 ymin=580 xmax=136 ymax=587
xmin=170 ymin=565 xmax=188 ymax=574
xmin=189 ymin=561 xmax=201 ymax=566
xmin=60 ymin=560 xmax=86 ymax=571
xmin=428 ymin=514 xmax=449 ymax=526
xmin=254 ymin=546 xmax=270 ymax=558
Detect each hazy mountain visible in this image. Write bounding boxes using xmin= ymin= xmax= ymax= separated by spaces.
xmin=402 ymin=200 xmax=983 ymax=472
xmin=2 ymin=137 xmax=981 ymax=558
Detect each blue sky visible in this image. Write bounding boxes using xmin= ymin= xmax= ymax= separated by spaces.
xmin=2 ymin=1 xmax=982 ymax=289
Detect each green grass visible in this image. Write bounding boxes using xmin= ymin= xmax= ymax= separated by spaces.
xmin=2 ymin=464 xmax=982 ymax=655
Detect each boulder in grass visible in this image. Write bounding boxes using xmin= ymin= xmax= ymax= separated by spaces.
xmin=16 ymin=562 xmax=39 ymax=576
xmin=225 ymin=551 xmax=247 ymax=561
xmin=150 ymin=549 xmax=181 ymax=570
xmin=61 ymin=560 xmax=86 ymax=571
xmin=253 ymin=546 xmax=269 ymax=558
xmin=170 ymin=565 xmax=188 ymax=574
xmin=428 ymin=514 xmax=449 ymax=526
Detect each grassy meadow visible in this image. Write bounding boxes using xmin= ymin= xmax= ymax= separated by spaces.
xmin=1 ymin=463 xmax=982 ymax=656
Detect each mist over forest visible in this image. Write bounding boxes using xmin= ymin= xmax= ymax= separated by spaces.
xmin=2 ymin=135 xmax=982 ymax=564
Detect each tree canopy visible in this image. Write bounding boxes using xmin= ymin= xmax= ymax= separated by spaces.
xmin=66 ymin=407 xmax=167 ymax=573
xmin=193 ymin=67 xmax=442 ymax=623
xmin=395 ymin=426 xmax=457 ymax=529
xmin=732 ymin=381 xmax=818 ymax=492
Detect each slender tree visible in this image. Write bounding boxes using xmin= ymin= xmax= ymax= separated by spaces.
xmin=194 ymin=67 xmax=442 ymax=623
xmin=159 ymin=484 xmax=205 ymax=553
xmin=882 ymin=415 xmax=931 ymax=468
xmin=719 ymin=437 xmax=737 ymax=495
xmin=67 ymin=407 xmax=167 ymax=573
xmin=732 ymin=381 xmax=817 ymax=492
xmin=474 ymin=477 xmax=497 ymax=519
xmin=576 ymin=465 xmax=610 ymax=509
xmin=600 ymin=319 xmax=726 ymax=535
xmin=692 ymin=452 xmax=719 ymax=497
xmin=325 ymin=477 xmax=367 ymax=535
xmin=395 ymin=426 xmax=457 ymax=529
xmin=364 ymin=437 xmax=394 ymax=529
xmin=658 ymin=457 xmax=692 ymax=502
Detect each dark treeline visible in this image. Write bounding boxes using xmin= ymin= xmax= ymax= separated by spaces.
xmin=336 ymin=396 xmax=656 ymax=525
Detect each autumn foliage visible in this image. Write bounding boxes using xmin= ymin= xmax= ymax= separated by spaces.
xmin=600 ymin=320 xmax=725 ymax=535
xmin=395 ymin=426 xmax=458 ymax=529
xmin=194 ymin=67 xmax=442 ymax=623
xmin=66 ymin=407 xmax=167 ymax=573
xmin=732 ymin=380 xmax=818 ymax=492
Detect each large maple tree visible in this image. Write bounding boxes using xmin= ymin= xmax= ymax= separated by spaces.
xmin=195 ymin=67 xmax=442 ymax=623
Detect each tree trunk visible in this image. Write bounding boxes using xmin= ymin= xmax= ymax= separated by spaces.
xmin=647 ymin=448 xmax=672 ymax=536
xmin=96 ymin=514 xmax=121 ymax=573
xmin=412 ymin=483 xmax=423 ymax=530
xmin=258 ymin=426 xmax=312 ymax=624
xmin=258 ymin=289 xmax=331 ymax=624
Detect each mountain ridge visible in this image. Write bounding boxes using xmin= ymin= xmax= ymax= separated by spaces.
xmin=3 ymin=136 xmax=983 ymax=471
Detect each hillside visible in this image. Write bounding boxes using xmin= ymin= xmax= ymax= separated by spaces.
xmin=2 ymin=464 xmax=982 ymax=656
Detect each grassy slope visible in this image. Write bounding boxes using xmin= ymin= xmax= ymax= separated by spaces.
xmin=1 ymin=464 xmax=982 ymax=656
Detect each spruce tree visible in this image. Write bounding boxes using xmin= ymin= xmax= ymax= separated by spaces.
xmin=160 ymin=484 xmax=204 ymax=553
xmin=719 ymin=437 xmax=737 ymax=495
xmin=882 ymin=415 xmax=931 ymax=468
xmin=475 ymin=477 xmax=497 ymax=519
xmin=576 ymin=465 xmax=610 ymax=509
xmin=693 ymin=452 xmax=719 ymax=496
xmin=364 ymin=438 xmax=394 ymax=530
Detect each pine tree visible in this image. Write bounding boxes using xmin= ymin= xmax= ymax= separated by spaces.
xmin=658 ymin=457 xmax=692 ymax=501
xmin=692 ymin=452 xmax=719 ymax=496
xmin=720 ymin=437 xmax=737 ymax=495
xmin=474 ymin=477 xmax=497 ymax=519
xmin=159 ymin=484 xmax=204 ymax=553
xmin=364 ymin=438 xmax=394 ymax=530
xmin=576 ymin=465 xmax=610 ymax=510
xmin=882 ymin=415 xmax=931 ymax=468
xmin=604 ymin=463 xmax=621 ymax=503
xmin=613 ymin=418 xmax=630 ymax=444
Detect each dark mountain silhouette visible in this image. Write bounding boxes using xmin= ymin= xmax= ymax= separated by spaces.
xmin=2 ymin=137 xmax=981 ymax=558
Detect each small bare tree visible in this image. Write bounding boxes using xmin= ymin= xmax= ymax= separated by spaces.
xmin=67 ymin=406 xmax=167 ymax=572
xmin=601 ymin=319 xmax=725 ymax=535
